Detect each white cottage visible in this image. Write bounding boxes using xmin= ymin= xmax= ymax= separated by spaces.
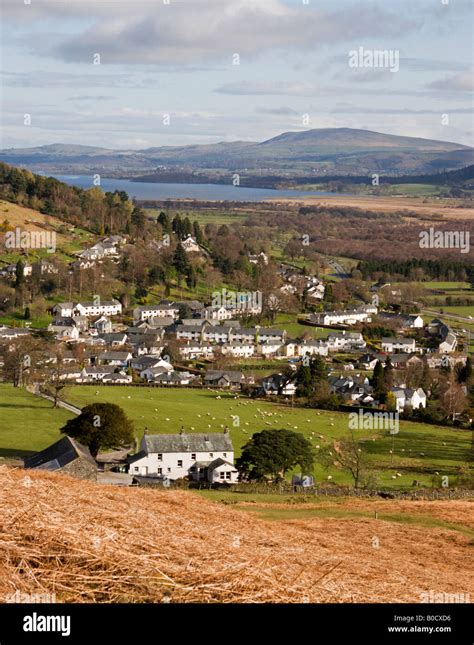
xmin=127 ymin=431 xmax=238 ymax=483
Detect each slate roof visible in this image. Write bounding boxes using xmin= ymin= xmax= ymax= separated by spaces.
xmin=142 ymin=432 xmax=233 ymax=454
xmin=24 ymin=437 xmax=95 ymax=471
xmin=204 ymin=370 xmax=244 ymax=382
xmin=207 ymin=458 xmax=237 ymax=472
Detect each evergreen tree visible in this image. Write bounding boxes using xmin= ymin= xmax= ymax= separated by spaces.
xmin=15 ymin=259 xmax=24 ymax=287
xmin=193 ymin=220 xmax=204 ymax=244
xmin=173 ymin=243 xmax=190 ymax=284
xmin=372 ymin=360 xmax=386 ymax=400
xmin=158 ymin=211 xmax=171 ymax=233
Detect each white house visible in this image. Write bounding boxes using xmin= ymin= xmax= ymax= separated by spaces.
xmin=201 ymin=306 xmax=234 ymax=321
xmin=248 ymin=251 xmax=268 ymax=265
xmin=52 ymin=302 xmax=74 ymax=318
xmin=381 ymin=337 xmax=417 ymax=353
xmin=220 ymin=342 xmax=255 ymax=358
xmin=297 ymin=340 xmax=329 ymax=357
xmin=439 ymin=331 xmax=458 ymax=354
xmin=127 ymin=431 xmax=238 ymax=483
xmin=202 ymin=325 xmax=232 ymax=344
xmin=77 ymin=366 xmax=115 ymax=382
xmin=73 ymin=300 xmax=122 ymax=317
xmin=390 ymin=388 xmax=427 ymax=413
xmin=181 ymin=236 xmax=201 ymax=253
xmin=311 ymin=307 xmax=375 ymax=326
xmin=133 ymin=304 xmax=180 ymax=322
xmin=178 ymin=342 xmax=215 ymax=360
xmin=327 ymin=332 xmax=366 ymax=351
xmin=258 ymin=340 xmax=284 ymax=357
xmin=47 ymin=323 xmax=80 ymax=341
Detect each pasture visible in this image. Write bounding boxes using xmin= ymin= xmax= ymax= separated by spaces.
xmin=62 ymin=386 xmax=471 ymax=488
xmin=1 ymin=384 xmax=470 ymax=488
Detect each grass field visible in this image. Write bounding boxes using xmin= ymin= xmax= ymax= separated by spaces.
xmin=0 ymin=384 xmax=72 ymax=460
xmin=1 ymin=384 xmax=471 ymax=487
xmin=144 ymin=207 xmax=247 ymax=228
xmin=58 ymin=386 xmax=472 ymax=488
xmin=195 ymin=490 xmax=474 ymax=535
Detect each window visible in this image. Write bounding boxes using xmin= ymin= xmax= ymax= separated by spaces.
xmin=167 ymin=467 xmax=171 ymax=473
xmin=157 ymin=468 xmax=162 ymax=475
xmin=158 ymin=453 xmax=163 ymax=461
xmin=177 ymin=460 xmax=183 ymax=467
xmin=225 ymin=472 xmax=231 ymax=480
xmin=134 ymin=467 xmax=139 ymax=472
xmin=209 ymin=453 xmax=213 ymax=458
xmin=220 ymin=472 xmax=225 ymax=480
xmin=223 ymin=453 xmax=227 ymax=458
xmin=190 ymin=467 xmax=196 ymax=473
xmin=191 ymin=453 xmax=196 ymax=460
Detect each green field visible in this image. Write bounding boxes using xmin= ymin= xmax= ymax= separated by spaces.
xmin=0 ymin=384 xmax=73 ymax=460
xmin=438 ymin=306 xmax=474 ymax=318
xmin=58 ymin=386 xmax=473 ymax=488
xmin=2 ymin=384 xmax=471 ymax=488
xmin=144 ymin=208 xmax=247 ymax=228
xmin=195 ymin=491 xmax=474 ymax=534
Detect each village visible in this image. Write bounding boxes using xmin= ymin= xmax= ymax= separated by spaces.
xmin=1 ymin=227 xmax=471 ymax=489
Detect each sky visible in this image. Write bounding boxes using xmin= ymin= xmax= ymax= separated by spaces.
xmin=1 ymin=0 xmax=473 ymax=150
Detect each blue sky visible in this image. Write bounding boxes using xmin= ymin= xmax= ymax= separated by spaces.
xmin=1 ymin=0 xmax=472 ymax=149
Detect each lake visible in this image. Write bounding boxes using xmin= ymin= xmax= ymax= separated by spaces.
xmin=52 ymin=175 xmax=339 ymax=202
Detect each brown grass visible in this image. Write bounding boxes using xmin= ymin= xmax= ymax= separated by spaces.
xmin=267 ymin=194 xmax=474 ymax=220
xmin=0 ymin=466 xmax=472 ymax=604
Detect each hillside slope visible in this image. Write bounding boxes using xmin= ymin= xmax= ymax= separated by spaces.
xmin=1 ymin=128 xmax=471 ymax=176
xmin=1 ymin=466 xmax=472 ymax=603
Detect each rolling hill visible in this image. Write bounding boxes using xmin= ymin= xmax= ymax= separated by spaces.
xmin=1 ymin=128 xmax=472 ymax=177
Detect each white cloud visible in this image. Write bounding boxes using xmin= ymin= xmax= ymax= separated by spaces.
xmin=6 ymin=0 xmax=421 ymax=66
xmin=428 ymin=70 xmax=474 ymax=92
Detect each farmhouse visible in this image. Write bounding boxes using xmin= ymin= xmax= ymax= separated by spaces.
xmin=127 ymin=430 xmax=238 ymax=483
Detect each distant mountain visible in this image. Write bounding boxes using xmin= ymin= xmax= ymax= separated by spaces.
xmin=1 ymin=128 xmax=472 ymax=177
